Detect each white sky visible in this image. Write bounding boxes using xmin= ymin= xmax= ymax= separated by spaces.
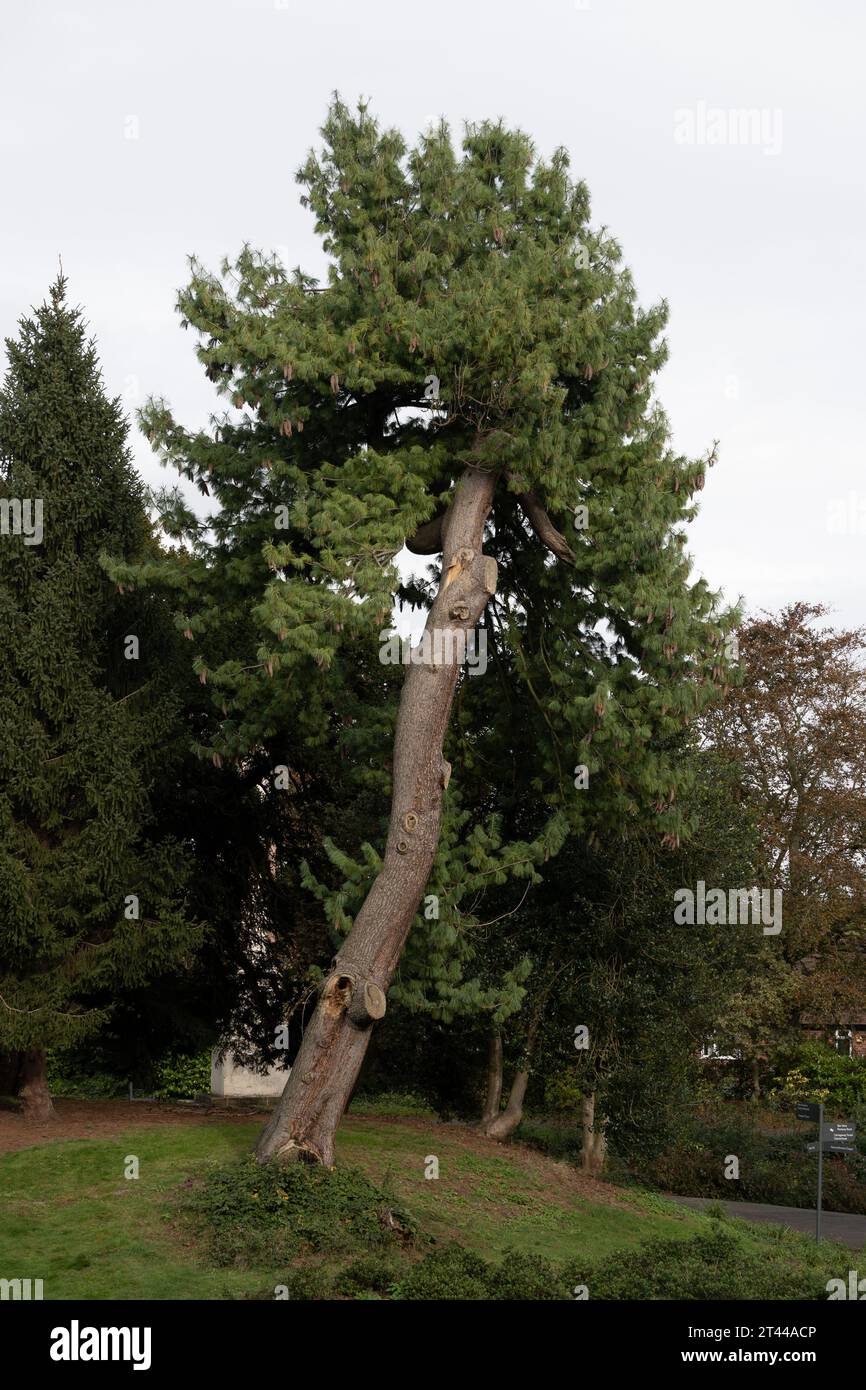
xmin=2 ymin=0 xmax=864 ymax=630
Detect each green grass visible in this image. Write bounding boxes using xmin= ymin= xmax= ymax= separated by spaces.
xmin=337 ymin=1118 xmax=703 ymax=1263
xmin=0 ymin=1122 xmax=259 ymax=1299
xmin=0 ymin=1112 xmax=837 ymax=1300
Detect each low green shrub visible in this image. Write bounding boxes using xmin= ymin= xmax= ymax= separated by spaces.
xmin=44 ymin=1045 xmax=213 ymax=1100
xmin=45 ymin=1051 xmax=126 ymax=1099
xmin=348 ymin=1090 xmax=437 ymax=1118
xmin=568 ymin=1223 xmax=850 ymax=1301
xmin=272 ymin=1266 xmax=333 ymax=1301
xmin=187 ymin=1156 xmax=418 ymax=1268
xmin=332 ymin=1253 xmax=404 ymax=1298
xmin=395 ymin=1245 xmax=568 ymax=1300
xmin=630 ymin=1111 xmax=866 ymax=1213
xmin=395 ymin=1244 xmax=491 ymax=1300
xmin=231 ymin=1221 xmax=854 ymax=1301
xmin=152 ymin=1050 xmax=211 ymax=1099
xmin=488 ymin=1250 xmax=565 ymax=1300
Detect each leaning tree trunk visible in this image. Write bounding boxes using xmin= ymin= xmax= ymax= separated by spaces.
xmin=257 ymin=464 xmax=498 ymax=1165
xmin=19 ymin=1047 xmax=54 ymax=1122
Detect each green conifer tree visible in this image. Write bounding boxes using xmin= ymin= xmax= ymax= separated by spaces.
xmin=0 ymin=278 xmax=200 ymax=1118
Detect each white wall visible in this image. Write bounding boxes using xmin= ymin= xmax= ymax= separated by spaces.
xmin=210 ymin=1050 xmax=289 ymax=1099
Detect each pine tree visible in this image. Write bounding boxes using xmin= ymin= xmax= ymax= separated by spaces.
xmin=0 ymin=278 xmax=200 ymax=1119
xmin=130 ymin=100 xmax=737 ymax=1164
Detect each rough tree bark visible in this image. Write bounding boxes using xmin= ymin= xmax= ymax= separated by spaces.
xmin=18 ymin=1046 xmax=54 ymax=1122
xmin=256 ymin=463 xmax=499 ymax=1165
xmin=580 ymin=1091 xmax=606 ymax=1174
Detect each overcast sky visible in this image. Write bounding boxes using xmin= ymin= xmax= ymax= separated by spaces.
xmin=2 ymin=0 xmax=864 ymax=631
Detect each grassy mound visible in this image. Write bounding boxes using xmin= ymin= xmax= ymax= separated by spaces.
xmin=0 ymin=1112 xmax=855 ymax=1299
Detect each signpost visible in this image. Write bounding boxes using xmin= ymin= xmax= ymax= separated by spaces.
xmin=823 ymin=1123 xmax=856 ymax=1153
xmin=796 ymin=1101 xmax=820 ymax=1122
xmin=798 ymin=1101 xmax=857 ymax=1242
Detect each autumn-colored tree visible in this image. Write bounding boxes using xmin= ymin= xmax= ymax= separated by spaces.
xmin=702 ymin=603 xmax=866 ymax=1071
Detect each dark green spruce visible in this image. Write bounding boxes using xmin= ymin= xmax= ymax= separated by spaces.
xmin=0 ymin=278 xmax=200 ymax=1118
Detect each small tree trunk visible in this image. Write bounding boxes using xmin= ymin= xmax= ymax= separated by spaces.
xmin=19 ymin=1047 xmax=54 ymax=1122
xmin=482 ymin=1067 xmax=529 ymax=1140
xmin=591 ymin=1125 xmax=607 ymax=1172
xmin=481 ymin=1028 xmax=503 ymax=1126
xmin=257 ymin=464 xmax=499 ymax=1165
xmin=581 ymin=1092 xmax=606 ymax=1174
xmin=581 ymin=1092 xmax=594 ymax=1171
xmin=480 ymin=957 xmax=559 ymax=1141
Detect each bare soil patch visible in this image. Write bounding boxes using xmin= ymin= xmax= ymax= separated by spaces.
xmin=0 ymin=1098 xmax=267 ymax=1155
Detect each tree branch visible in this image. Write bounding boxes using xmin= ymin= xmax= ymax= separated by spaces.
xmin=516 ymin=489 xmax=576 ymax=566
xmin=406 ymin=512 xmax=446 ymax=555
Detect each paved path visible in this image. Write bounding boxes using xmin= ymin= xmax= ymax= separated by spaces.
xmin=671 ymin=1196 xmax=866 ymax=1249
